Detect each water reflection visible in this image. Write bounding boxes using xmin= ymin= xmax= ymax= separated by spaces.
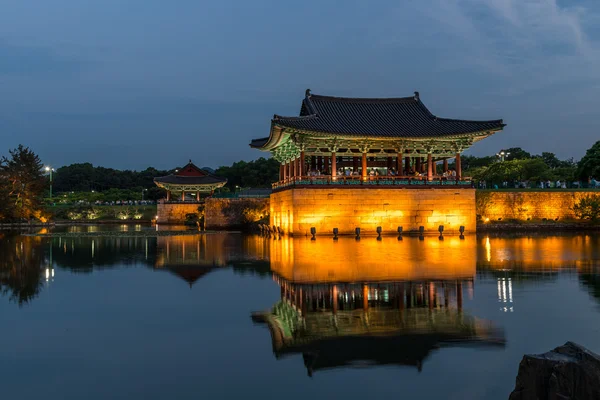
xmin=0 ymin=230 xmax=272 ymax=304
xmin=0 ymin=233 xmax=48 ymax=305
xmin=154 ymin=234 xmax=270 ymax=286
xmin=253 ymin=236 xmax=504 ymax=376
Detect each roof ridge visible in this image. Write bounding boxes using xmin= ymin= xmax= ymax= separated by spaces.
xmin=309 ymin=93 xmax=418 ymax=103
xmin=273 ymin=114 xmax=317 ymax=121
xmin=435 ymin=116 xmax=505 ymax=124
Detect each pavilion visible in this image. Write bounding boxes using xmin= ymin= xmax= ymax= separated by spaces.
xmin=251 ymin=89 xmax=504 ymax=187
xmin=154 ymin=160 xmax=227 ymax=202
xmin=249 ymin=90 xmax=505 ymax=235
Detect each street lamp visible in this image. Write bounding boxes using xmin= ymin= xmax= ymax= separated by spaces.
xmin=142 ymin=188 xmax=148 ymax=200
xmin=44 ymin=166 xmax=55 ymax=199
xmin=496 ymin=151 xmax=510 ymax=162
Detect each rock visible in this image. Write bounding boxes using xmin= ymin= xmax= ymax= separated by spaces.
xmin=509 ymin=341 xmax=600 ymax=400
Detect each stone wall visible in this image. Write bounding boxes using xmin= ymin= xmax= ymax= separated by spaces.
xmin=477 ymin=191 xmax=599 ymax=221
xmin=270 ymin=188 xmax=476 ymax=236
xmin=205 ymin=198 xmax=270 ymax=230
xmin=156 ymin=203 xmax=201 ymax=224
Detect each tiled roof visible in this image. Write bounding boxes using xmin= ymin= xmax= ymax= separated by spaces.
xmin=271 ymin=90 xmax=504 ymax=138
xmin=154 ymin=174 xmax=226 ymax=185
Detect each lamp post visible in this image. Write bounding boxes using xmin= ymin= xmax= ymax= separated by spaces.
xmin=496 ymin=151 xmax=510 ymax=162
xmin=142 ymin=188 xmax=148 ymax=201
xmin=44 ymin=166 xmax=55 ymax=199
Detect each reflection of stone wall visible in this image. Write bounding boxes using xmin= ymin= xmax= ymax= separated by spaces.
xmin=478 ymin=191 xmax=599 ymax=221
xmin=205 ymin=198 xmax=270 ymax=230
xmin=156 ymin=203 xmax=200 ymax=224
xmin=270 ymin=188 xmax=476 ymax=235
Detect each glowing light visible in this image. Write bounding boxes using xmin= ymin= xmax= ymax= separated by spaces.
xmin=485 ymin=237 xmax=491 ymax=262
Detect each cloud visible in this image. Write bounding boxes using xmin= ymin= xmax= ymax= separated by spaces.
xmin=0 ymin=40 xmax=88 ymax=77
xmin=393 ymin=0 xmax=600 ymax=95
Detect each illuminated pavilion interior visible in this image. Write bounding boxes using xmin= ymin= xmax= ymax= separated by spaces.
xmin=251 ymin=89 xmax=505 ymax=187
xmin=154 ymin=160 xmax=226 ymax=202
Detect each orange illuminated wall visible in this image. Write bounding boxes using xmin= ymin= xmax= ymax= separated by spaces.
xmin=477 ymin=191 xmax=599 ymax=221
xmin=270 ymin=188 xmax=476 ymax=236
xmin=157 ymin=203 xmax=200 ymax=224
xmin=269 ymin=236 xmax=477 ymax=283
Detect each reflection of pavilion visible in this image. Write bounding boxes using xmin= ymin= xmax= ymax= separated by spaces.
xmin=154 ymin=234 xmax=270 ymax=286
xmin=253 ymin=237 xmax=505 ymax=376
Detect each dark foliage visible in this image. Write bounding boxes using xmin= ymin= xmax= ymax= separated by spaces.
xmin=0 ymin=145 xmax=47 ymax=221
xmin=214 ymin=157 xmax=279 ymax=190
xmin=577 ymin=141 xmax=600 ymax=180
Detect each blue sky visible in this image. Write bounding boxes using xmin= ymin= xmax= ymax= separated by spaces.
xmin=1 ymin=0 xmax=599 ymax=169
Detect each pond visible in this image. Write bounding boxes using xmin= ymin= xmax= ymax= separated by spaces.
xmin=1 ymin=227 xmax=599 ymax=399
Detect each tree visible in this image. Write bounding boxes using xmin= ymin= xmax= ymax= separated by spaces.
xmin=572 ymin=195 xmax=600 ymax=221
xmin=577 ymin=141 xmax=600 ymax=180
xmin=503 ymin=147 xmax=531 ymax=160
xmin=215 ymin=157 xmax=279 ymax=190
xmin=0 ymin=145 xmax=47 ymax=221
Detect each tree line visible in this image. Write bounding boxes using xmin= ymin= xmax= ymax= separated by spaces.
xmin=1 ymin=142 xmax=598 ymax=222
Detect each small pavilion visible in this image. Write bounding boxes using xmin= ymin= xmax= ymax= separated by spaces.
xmin=251 ymin=89 xmax=504 ymax=188
xmin=154 ymin=160 xmax=227 ymax=202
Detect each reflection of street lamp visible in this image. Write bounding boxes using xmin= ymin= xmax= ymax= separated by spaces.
xmin=44 ymin=166 xmax=55 ymax=199
xmin=496 ymin=151 xmax=510 ymax=162
xmin=142 ymin=188 xmax=148 ymax=200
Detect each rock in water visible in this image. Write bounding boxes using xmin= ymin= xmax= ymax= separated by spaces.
xmin=509 ymin=342 xmax=600 ymax=400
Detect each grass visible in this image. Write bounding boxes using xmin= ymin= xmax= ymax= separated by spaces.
xmin=46 ymin=204 xmax=157 ymax=221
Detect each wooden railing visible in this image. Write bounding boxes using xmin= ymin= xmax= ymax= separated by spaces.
xmin=272 ymin=175 xmax=473 ymax=190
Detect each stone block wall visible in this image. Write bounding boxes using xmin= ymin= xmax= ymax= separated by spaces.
xmin=477 ymin=191 xmax=599 ymax=221
xmin=156 ymin=203 xmax=201 ymax=224
xmin=205 ymin=198 xmax=269 ymax=230
xmin=270 ymin=188 xmax=476 ymax=236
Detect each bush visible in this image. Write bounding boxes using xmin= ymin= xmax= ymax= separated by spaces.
xmin=572 ymin=195 xmax=600 ymax=221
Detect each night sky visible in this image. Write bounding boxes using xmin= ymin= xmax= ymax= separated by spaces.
xmin=1 ymin=0 xmax=599 ymax=170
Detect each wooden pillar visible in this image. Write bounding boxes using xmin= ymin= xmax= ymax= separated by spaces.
xmin=398 ymin=285 xmax=405 ymax=310
xmin=443 ymin=159 xmax=448 ymax=173
xmin=353 ymin=156 xmax=359 ymax=173
xmin=427 ymin=153 xmax=433 ymax=181
xmin=363 ymin=283 xmax=369 ymax=312
xmin=405 ymin=156 xmax=411 ymax=175
xmin=196 ymin=191 xmax=200 ymax=201
xmin=292 ymin=157 xmax=297 ymax=178
xmin=331 ymin=152 xmax=337 ymax=179
xmin=361 ymin=152 xmax=368 ymax=180
xmin=421 ymin=158 xmax=426 ymax=173
xmin=324 ymin=156 xmax=330 ymax=174
xmin=300 ymin=151 xmax=305 ymax=177
xmin=396 ymin=153 xmax=402 ymax=175
xmin=415 ymin=156 xmax=421 ymax=173
xmin=332 ymin=285 xmax=338 ymax=314
xmin=166 ymin=190 xmax=171 ymax=201
xmin=428 ymin=282 xmax=435 ymax=309
xmin=181 ymin=190 xmax=185 ymax=201
xmin=456 ymin=153 xmax=462 ymax=180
